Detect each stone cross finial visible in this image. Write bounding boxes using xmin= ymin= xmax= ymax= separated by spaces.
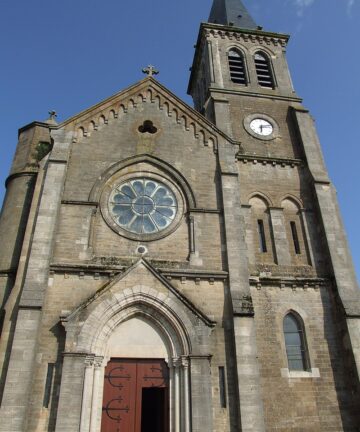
xmin=48 ymin=110 xmax=57 ymax=120
xmin=142 ymin=65 xmax=159 ymax=77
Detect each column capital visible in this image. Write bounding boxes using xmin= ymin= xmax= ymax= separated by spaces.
xmin=84 ymin=355 xmax=95 ymax=368
xmin=94 ymin=356 xmax=104 ymax=368
xmin=180 ymin=356 xmax=190 ymax=368
xmin=172 ymin=357 xmax=182 ymax=368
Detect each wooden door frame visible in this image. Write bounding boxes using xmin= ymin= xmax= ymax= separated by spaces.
xmin=78 ymin=355 xmax=194 ymax=432
xmin=100 ymin=358 xmax=170 ymax=432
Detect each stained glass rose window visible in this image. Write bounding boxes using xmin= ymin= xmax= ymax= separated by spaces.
xmin=108 ymin=178 xmax=178 ymax=235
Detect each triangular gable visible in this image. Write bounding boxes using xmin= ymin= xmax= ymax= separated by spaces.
xmin=63 ymin=258 xmax=216 ymax=327
xmin=51 ymin=77 xmax=237 ymax=150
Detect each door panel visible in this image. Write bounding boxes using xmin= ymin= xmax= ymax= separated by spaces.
xmin=101 ymin=359 xmax=169 ymax=432
xmin=101 ymin=360 xmax=137 ymax=432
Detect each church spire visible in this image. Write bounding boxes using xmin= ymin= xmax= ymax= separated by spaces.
xmin=208 ymin=0 xmax=258 ymax=30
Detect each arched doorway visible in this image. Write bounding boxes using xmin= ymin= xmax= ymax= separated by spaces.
xmin=56 ymin=275 xmax=215 ymax=432
xmin=101 ymin=317 xmax=170 ymax=432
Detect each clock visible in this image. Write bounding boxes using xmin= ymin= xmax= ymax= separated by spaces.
xmin=249 ymin=118 xmax=274 ymax=136
xmin=244 ymin=114 xmax=279 ymax=140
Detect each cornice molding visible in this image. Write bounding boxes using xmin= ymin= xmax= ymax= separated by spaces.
xmin=249 ymin=276 xmax=330 ymax=291
xmin=49 ymin=262 xmax=228 ymax=283
xmin=236 ymin=154 xmax=304 ymax=168
xmin=5 ymin=171 xmax=37 ymax=188
xmin=202 ymin=24 xmax=289 ymax=46
xmin=209 ymin=87 xmax=302 ymax=103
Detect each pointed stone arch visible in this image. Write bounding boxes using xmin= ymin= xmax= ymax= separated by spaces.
xmin=73 ymin=288 xmax=193 ymax=359
xmin=248 ymin=191 xmax=273 ymax=207
xmin=88 ymin=153 xmax=197 ymax=208
xmin=55 ymin=261 xmax=215 ymax=432
xmin=280 ymin=194 xmax=303 ymax=210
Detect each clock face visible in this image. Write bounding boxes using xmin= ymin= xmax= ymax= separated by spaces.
xmin=249 ymin=118 xmax=274 ymax=136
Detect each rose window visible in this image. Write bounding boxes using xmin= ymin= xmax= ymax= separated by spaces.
xmin=108 ymin=178 xmax=178 ymax=234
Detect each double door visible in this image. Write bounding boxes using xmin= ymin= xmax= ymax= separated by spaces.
xmin=101 ymin=359 xmax=169 ymax=432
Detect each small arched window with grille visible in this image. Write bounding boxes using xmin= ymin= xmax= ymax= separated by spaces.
xmin=228 ymin=49 xmax=247 ymax=85
xmin=283 ymin=312 xmax=309 ymax=371
xmin=254 ymin=52 xmax=274 ymax=88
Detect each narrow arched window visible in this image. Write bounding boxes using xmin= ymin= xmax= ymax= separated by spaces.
xmin=283 ymin=313 xmax=309 ymax=371
xmin=254 ymin=52 xmax=274 ymax=88
xmin=228 ymin=50 xmax=247 ymax=85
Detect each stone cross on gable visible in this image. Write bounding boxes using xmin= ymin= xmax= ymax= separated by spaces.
xmin=48 ymin=110 xmax=57 ymax=120
xmin=142 ymin=65 xmax=159 ymax=77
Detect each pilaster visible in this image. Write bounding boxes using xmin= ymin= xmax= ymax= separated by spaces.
xmin=218 ymin=139 xmax=266 ymax=431
xmin=269 ymin=207 xmax=291 ymax=265
xmin=294 ymin=109 xmax=360 ymax=313
xmin=55 ymin=353 xmax=89 ymax=432
xmin=233 ymin=316 xmax=266 ymax=432
xmin=294 ymin=108 xmax=360 ymax=381
xmin=189 ymin=356 xmax=213 ymax=432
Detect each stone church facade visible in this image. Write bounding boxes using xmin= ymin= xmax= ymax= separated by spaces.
xmin=0 ymin=0 xmax=359 ymax=431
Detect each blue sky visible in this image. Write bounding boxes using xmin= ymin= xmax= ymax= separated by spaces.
xmin=0 ymin=0 xmax=359 ymax=280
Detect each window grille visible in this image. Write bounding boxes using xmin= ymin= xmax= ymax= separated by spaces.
xmin=228 ymin=50 xmax=247 ymax=85
xmin=283 ymin=313 xmax=309 ymax=371
xmin=254 ymin=52 xmax=274 ymax=88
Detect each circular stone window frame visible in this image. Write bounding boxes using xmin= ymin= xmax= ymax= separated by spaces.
xmin=243 ymin=113 xmax=280 ymax=141
xmin=100 ymin=171 xmax=185 ymax=242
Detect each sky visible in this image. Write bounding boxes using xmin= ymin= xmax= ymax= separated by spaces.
xmin=0 ymin=0 xmax=359 ymax=281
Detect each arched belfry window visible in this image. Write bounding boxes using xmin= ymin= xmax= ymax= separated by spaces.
xmin=228 ymin=49 xmax=247 ymax=85
xmin=254 ymin=52 xmax=274 ymax=88
xmin=283 ymin=313 xmax=309 ymax=371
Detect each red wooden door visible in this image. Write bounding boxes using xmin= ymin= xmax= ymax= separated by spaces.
xmin=101 ymin=359 xmax=169 ymax=432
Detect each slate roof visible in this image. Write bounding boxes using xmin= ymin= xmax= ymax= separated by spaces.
xmin=208 ymin=0 xmax=258 ymax=29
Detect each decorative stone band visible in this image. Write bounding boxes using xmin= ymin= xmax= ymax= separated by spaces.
xmin=237 ymin=155 xmax=304 ymax=168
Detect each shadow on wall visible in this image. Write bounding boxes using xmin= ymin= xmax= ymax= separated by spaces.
xmin=320 ymin=287 xmax=360 ymax=430
xmin=48 ymin=323 xmax=66 ymax=432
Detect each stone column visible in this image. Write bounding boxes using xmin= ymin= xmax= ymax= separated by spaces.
xmin=190 ymin=356 xmax=213 ymax=432
xmin=80 ymin=356 xmax=95 ymax=432
xmin=55 ymin=353 xmax=88 ymax=432
xmin=299 ymin=208 xmax=314 ymax=266
xmin=189 ymin=212 xmax=203 ymax=266
xmin=89 ymin=357 xmax=104 ymax=432
xmin=181 ymin=357 xmax=191 ymax=432
xmin=169 ymin=360 xmax=175 ymax=432
xmin=242 ymin=204 xmax=256 ymax=265
xmin=206 ymin=39 xmax=215 ymax=84
xmin=269 ymin=207 xmax=291 ymax=265
xmin=209 ymin=37 xmax=224 ymax=88
xmin=173 ymin=358 xmax=181 ymax=432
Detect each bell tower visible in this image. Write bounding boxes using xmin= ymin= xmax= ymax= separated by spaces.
xmin=189 ymin=0 xmax=298 ymax=132
xmin=189 ymin=1 xmax=360 ymax=430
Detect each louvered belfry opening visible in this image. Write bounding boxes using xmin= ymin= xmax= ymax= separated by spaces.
xmin=228 ymin=49 xmax=247 ymax=85
xmin=254 ymin=52 xmax=274 ymax=88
